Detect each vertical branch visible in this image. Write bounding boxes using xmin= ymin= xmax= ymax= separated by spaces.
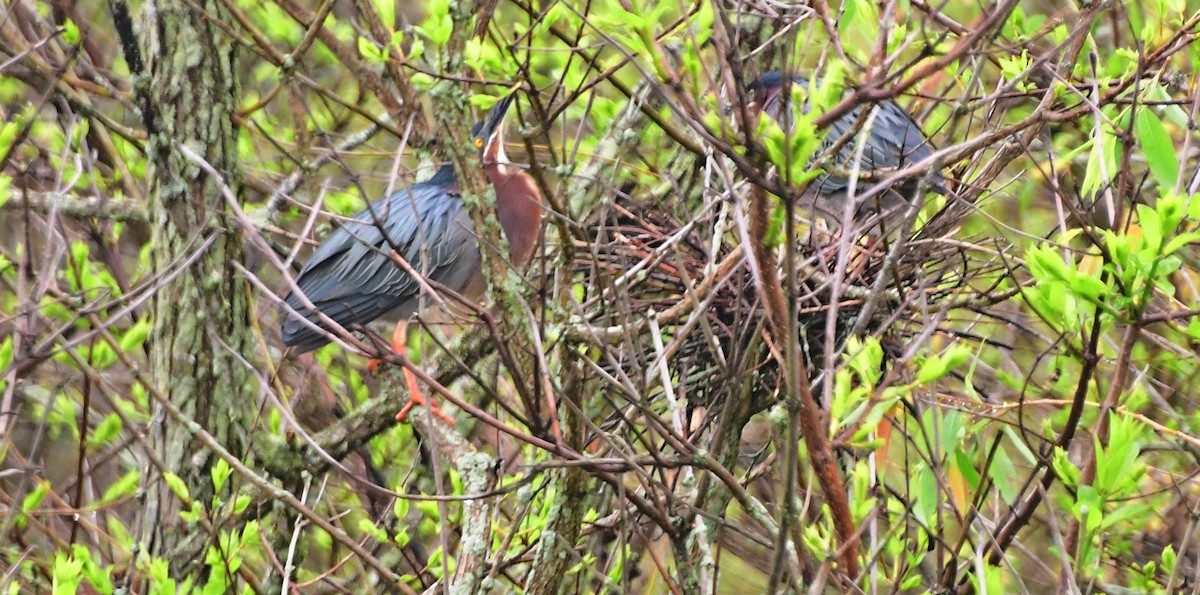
xmin=524 ymin=359 xmax=590 ymax=595
xmin=401 ymin=407 xmax=499 ymax=594
xmin=748 ymin=184 xmax=859 ymax=579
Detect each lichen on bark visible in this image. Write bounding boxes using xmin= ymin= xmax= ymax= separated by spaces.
xmin=137 ymin=0 xmax=256 ymax=579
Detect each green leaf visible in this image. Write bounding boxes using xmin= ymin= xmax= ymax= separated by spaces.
xmin=1077 ymin=485 xmax=1103 ymax=533
xmin=689 ymin=1 xmax=714 ymax=46
xmin=241 ymin=519 xmax=261 ymax=549
xmin=1159 ymin=208 xmax=1199 ymax=254
xmin=146 ymin=557 xmax=175 ymax=593
xmin=1095 ymin=412 xmax=1146 ymax=496
xmin=1134 ymin=108 xmax=1178 ymax=188
xmin=846 ymin=336 xmax=883 ymax=385
xmin=464 ymin=38 xmax=485 ymax=71
xmin=1081 ymin=125 xmax=1118 ymax=199
xmin=373 ymin=0 xmax=395 ymax=31
xmin=467 ymin=94 xmax=499 ymax=109
xmin=356 ymin=36 xmax=385 ymax=64
xmin=830 ymin=369 xmax=857 ymax=422
xmin=52 ymin=552 xmax=84 ymax=595
xmin=408 ymin=38 xmax=425 ymax=61
xmin=1138 ymin=203 xmax=1163 ymax=251
xmin=233 ymin=494 xmax=251 ymax=514
xmin=0 ymin=335 xmax=13 ymax=390
xmin=179 ymin=501 xmax=203 ymax=524
xmin=358 ymin=517 xmax=390 ymax=542
xmin=839 ymin=0 xmax=859 ymax=37
xmin=72 ymin=544 xmax=113 ymax=594
xmin=953 ymin=449 xmax=981 ymax=490
xmin=418 ymin=0 xmax=453 ymax=46
xmin=848 ymin=394 xmax=899 ymax=443
xmin=1161 ymin=544 xmax=1177 ymax=574
xmin=915 ymin=465 xmax=937 ymax=524
xmin=1026 ymin=246 xmax=1071 ymax=283
xmin=1069 ymin=273 xmax=1109 ymax=303
xmin=430 ymin=15 xmax=453 ymax=45
xmin=938 ymin=410 xmax=967 ymax=456
xmin=1002 ymin=6 xmax=1026 ymax=39
xmin=989 ymin=445 xmax=1019 ymax=502
xmin=812 ymin=65 xmax=846 ymax=114
xmin=1099 ymin=502 xmax=1152 ymax=530
xmin=88 ymin=342 xmax=117 ymax=370
xmin=916 ymin=345 xmax=970 ymax=384
xmin=19 ymin=480 xmax=50 ymax=527
xmin=100 ymin=471 xmax=140 ymax=505
xmin=23 ymin=480 xmax=50 ymax=512
xmin=163 ymin=472 xmax=190 ymax=502
xmin=119 ymin=318 xmax=151 ymax=354
xmin=1156 ymin=191 xmax=1185 ymax=234
xmin=1051 ymin=447 xmax=1081 ymax=487
xmin=0 ymin=107 xmax=33 ymax=155
xmin=416 ymin=499 xmax=440 ymax=522
xmin=211 ymin=458 xmax=233 ymax=495
xmin=998 ymin=50 xmax=1032 ymax=90
xmin=61 ymin=19 xmax=80 ymax=46
xmin=88 ymin=413 xmax=122 ymax=447
xmin=0 ymin=174 xmax=12 ymax=210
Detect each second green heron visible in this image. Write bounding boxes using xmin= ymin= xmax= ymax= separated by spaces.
xmin=748 ymin=71 xmax=945 ymax=221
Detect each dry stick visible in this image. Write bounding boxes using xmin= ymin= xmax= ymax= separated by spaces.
xmin=748 ymin=185 xmax=859 ymax=579
xmin=350 ymin=0 xmax=425 ymax=128
xmin=1059 ymin=316 xmax=1142 ymax=578
xmin=0 ymin=188 xmax=147 ymax=220
xmin=1057 ymin=43 xmax=1168 ymax=578
xmin=972 ymin=295 xmax=1106 ymax=575
xmin=954 ymin=1 xmax=1114 ymax=580
xmin=404 ymin=406 xmax=498 ymax=595
xmin=811 ymin=0 xmax=1021 ymax=131
xmin=269 ymin=0 xmax=402 ymax=118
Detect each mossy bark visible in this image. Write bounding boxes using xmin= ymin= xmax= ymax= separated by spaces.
xmin=524 ymin=357 xmax=591 ymax=595
xmin=137 ymin=0 xmax=253 ymax=578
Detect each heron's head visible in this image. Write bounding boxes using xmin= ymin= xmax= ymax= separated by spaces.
xmin=470 ymin=93 xmax=516 ymax=166
xmin=747 ymin=71 xmax=809 ymax=119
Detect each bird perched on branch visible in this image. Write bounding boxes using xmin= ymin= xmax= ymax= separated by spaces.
xmin=748 ymin=71 xmax=945 ymax=222
xmin=280 ymin=93 xmax=542 ymax=424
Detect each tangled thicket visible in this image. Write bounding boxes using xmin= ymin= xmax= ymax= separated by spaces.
xmin=3 ymin=0 xmax=1200 ymax=593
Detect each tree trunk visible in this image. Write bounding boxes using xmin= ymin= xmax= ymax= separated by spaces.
xmin=137 ymin=0 xmax=252 ymax=578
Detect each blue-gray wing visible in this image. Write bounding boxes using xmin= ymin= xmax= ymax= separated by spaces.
xmin=816 ymin=99 xmax=939 ymax=194
xmin=281 ymin=169 xmax=478 ymax=353
xmin=766 ymin=76 xmax=941 ymax=195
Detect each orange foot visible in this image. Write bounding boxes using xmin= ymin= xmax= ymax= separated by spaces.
xmin=395 ymin=367 xmax=456 ymax=426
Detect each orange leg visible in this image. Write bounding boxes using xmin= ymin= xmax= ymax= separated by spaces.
xmin=389 ymin=322 xmax=456 ymax=426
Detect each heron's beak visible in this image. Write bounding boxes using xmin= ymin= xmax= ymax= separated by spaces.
xmin=482 ymin=93 xmax=516 ymax=138
xmin=481 ymin=92 xmax=517 ymax=165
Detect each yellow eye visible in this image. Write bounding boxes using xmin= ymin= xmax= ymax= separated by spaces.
xmin=473 ymin=137 xmax=484 ymax=149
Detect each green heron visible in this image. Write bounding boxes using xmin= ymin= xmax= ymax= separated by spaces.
xmin=748 ymin=71 xmax=944 ymax=220
xmin=281 ymin=93 xmax=542 ymax=424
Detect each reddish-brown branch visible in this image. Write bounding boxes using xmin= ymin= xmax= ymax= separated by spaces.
xmin=748 ymin=185 xmax=859 ymax=578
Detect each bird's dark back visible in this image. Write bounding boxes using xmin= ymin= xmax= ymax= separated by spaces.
xmin=752 ymin=72 xmax=942 ymax=196
xmin=280 ymin=165 xmax=473 ymax=353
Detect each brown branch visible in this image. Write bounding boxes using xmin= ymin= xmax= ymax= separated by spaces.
xmin=748 ymin=184 xmax=858 ymax=578
xmin=2 ymin=188 xmax=147 ymax=221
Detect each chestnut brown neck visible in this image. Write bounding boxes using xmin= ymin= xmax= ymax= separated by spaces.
xmin=485 ymin=163 xmax=543 ymax=267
